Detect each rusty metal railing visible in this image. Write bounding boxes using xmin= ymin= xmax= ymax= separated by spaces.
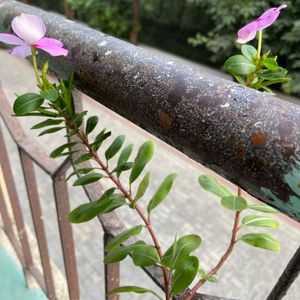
xmin=0 ymin=0 xmax=299 ymax=299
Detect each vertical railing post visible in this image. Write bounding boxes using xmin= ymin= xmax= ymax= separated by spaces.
xmin=52 ymin=162 xmax=80 ymax=300
xmin=0 ymin=125 xmax=33 ymax=285
xmin=104 ymin=232 xmax=120 ymax=300
xmin=19 ymin=149 xmax=56 ymax=299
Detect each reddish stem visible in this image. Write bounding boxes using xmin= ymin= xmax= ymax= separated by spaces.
xmin=185 ymin=187 xmax=242 ymax=300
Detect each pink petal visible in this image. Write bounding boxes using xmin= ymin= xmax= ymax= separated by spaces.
xmin=12 ymin=13 xmax=46 ymax=44
xmin=256 ymin=4 xmax=287 ymax=31
xmin=35 ymin=37 xmax=68 ymax=57
xmin=0 ymin=33 xmax=26 ymax=46
xmin=9 ymin=45 xmax=32 ymax=57
xmin=237 ymin=21 xmax=258 ymax=44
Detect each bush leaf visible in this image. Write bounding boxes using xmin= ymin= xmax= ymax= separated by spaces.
xmin=241 ymin=45 xmax=257 ymax=60
xmin=50 ymin=142 xmax=77 ymax=158
xmin=105 ymin=225 xmax=143 ymax=252
xmin=31 ymin=118 xmax=63 ymax=129
xmin=73 ymin=173 xmax=104 ymax=186
xmin=221 ymin=195 xmax=248 ymax=211
xmin=104 ymin=246 xmax=130 ymax=264
xmin=241 ymin=233 xmax=280 ymax=252
xmin=131 ymin=244 xmax=160 ymax=267
xmin=131 ymin=173 xmax=150 ymax=208
xmin=198 ymin=175 xmax=232 ymax=198
xmin=248 ymin=204 xmax=278 ymax=213
xmin=105 ymin=135 xmax=126 ymax=161
xmin=107 ymin=286 xmax=162 ymax=299
xmin=13 ymin=93 xmax=44 ymax=115
xmin=224 ymin=55 xmax=256 ymax=75
xmin=147 ymin=173 xmax=177 ymax=214
xmin=130 ymin=141 xmax=154 ymax=184
xmin=86 ymin=115 xmax=99 ymax=135
xmin=242 ymin=215 xmax=279 ymax=228
xmin=171 ymin=256 xmax=199 ymax=295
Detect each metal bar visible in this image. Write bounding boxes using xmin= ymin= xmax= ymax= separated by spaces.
xmin=0 ymin=0 xmax=299 ymax=221
xmin=19 ymin=148 xmax=57 ymax=299
xmin=104 ymin=232 xmax=120 ymax=300
xmin=0 ymin=124 xmax=33 ymax=283
xmin=52 ymin=163 xmax=80 ymax=300
xmin=267 ymin=245 xmax=300 ymax=300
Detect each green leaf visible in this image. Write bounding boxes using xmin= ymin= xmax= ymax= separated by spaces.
xmin=161 ymin=234 xmax=201 ymax=268
xmin=104 ymin=246 xmax=130 ymax=264
xmin=263 ymin=78 xmax=291 ymax=86
xmin=198 ymin=268 xmax=206 ymax=278
xmin=224 ymin=55 xmax=256 ymax=75
xmin=129 ymin=141 xmax=154 ymax=184
xmin=111 ymin=162 xmax=133 ymax=175
xmin=147 ymin=173 xmax=177 ymax=214
xmin=262 ymin=58 xmax=278 ymax=71
xmin=131 ymin=244 xmax=160 ymax=267
xmin=221 ymin=195 xmax=248 ymax=211
xmin=85 ymin=115 xmax=99 ymax=135
xmin=13 ymin=93 xmax=44 ymax=115
xmin=66 ymin=168 xmax=94 ymax=181
xmin=105 ymin=135 xmax=126 ymax=161
xmin=241 ymin=45 xmax=257 ymax=60
xmin=40 ymin=88 xmax=59 ymax=102
xmin=198 ymin=175 xmax=232 ymax=198
xmin=73 ymin=173 xmax=104 ymax=186
xmin=73 ymin=111 xmax=88 ymax=128
xmin=92 ymin=129 xmax=112 ymax=151
xmin=73 ymin=153 xmax=93 ymax=165
xmin=68 ymin=193 xmax=126 ymax=223
xmin=259 ymin=67 xmax=288 ymax=80
xmin=171 ymin=256 xmax=199 ymax=295
xmin=107 ymin=286 xmax=162 ymax=299
xmin=38 ymin=126 xmax=65 ymax=136
xmin=242 ymin=215 xmax=279 ymax=228
xmin=50 ymin=142 xmax=77 ymax=158
xmin=117 ymin=144 xmax=134 ymax=177
xmin=105 ymin=225 xmax=143 ymax=252
xmin=207 ymin=276 xmax=218 ymax=283
xmin=248 ymin=204 xmax=279 ymax=213
xmin=31 ymin=119 xmax=63 ymax=129
xmin=131 ymin=173 xmax=150 ymax=208
xmin=240 ymin=233 xmax=280 ymax=252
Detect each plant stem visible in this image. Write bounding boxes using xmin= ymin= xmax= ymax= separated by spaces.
xmin=74 ymin=129 xmax=170 ymax=300
xmin=31 ymin=46 xmax=42 ymax=87
xmin=256 ymin=30 xmax=262 ymax=62
xmin=185 ymin=187 xmax=242 ymax=300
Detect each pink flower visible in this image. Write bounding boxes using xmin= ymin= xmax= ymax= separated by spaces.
xmin=0 ymin=13 xmax=68 ymax=57
xmin=237 ymin=4 xmax=287 ymax=44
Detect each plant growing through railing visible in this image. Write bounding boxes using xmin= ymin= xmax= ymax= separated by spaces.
xmin=0 ymin=13 xmax=281 ymax=300
xmin=224 ymin=3 xmax=290 ymax=94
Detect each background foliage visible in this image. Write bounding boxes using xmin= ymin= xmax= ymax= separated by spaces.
xmin=29 ymin=0 xmax=300 ymax=96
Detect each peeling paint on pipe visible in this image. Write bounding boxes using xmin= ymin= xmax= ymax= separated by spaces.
xmin=0 ymin=0 xmax=300 ymax=221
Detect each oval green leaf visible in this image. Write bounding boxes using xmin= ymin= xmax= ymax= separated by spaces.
xmin=105 ymin=225 xmax=143 ymax=252
xmin=105 ymin=135 xmax=126 ymax=161
xmin=31 ymin=118 xmax=63 ymax=129
xmin=13 ymin=93 xmax=44 ymax=115
xmin=147 ymin=173 xmax=177 ymax=215
xmin=131 ymin=172 xmax=150 ymax=208
xmin=248 ymin=204 xmax=279 ymax=213
xmin=198 ymin=175 xmax=232 ymax=198
xmin=107 ymin=286 xmax=162 ymax=299
xmin=240 ymin=233 xmax=280 ymax=252
xmin=171 ymin=256 xmax=199 ymax=295
xmin=86 ymin=115 xmax=99 ymax=135
xmin=104 ymin=246 xmax=130 ymax=264
xmin=73 ymin=173 xmax=104 ymax=186
xmin=131 ymin=244 xmax=160 ymax=267
xmin=241 ymin=45 xmax=257 ymax=60
xmin=224 ymin=55 xmax=256 ymax=75
xmin=130 ymin=141 xmax=154 ymax=184
xmin=242 ymin=215 xmax=279 ymax=228
xmin=221 ymin=195 xmax=248 ymax=211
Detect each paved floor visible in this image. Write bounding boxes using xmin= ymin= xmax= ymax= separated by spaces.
xmin=0 ymin=48 xmax=300 ymax=300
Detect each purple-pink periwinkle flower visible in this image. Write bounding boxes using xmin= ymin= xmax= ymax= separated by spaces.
xmin=237 ymin=4 xmax=287 ymax=44
xmin=0 ymin=13 xmax=68 ymax=57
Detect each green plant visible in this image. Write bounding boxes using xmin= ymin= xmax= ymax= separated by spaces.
xmin=2 ymin=13 xmax=282 ymax=300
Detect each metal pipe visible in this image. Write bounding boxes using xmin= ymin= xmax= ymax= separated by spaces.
xmin=0 ymin=0 xmax=299 ymax=221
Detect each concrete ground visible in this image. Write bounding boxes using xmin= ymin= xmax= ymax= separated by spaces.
xmin=0 ymin=48 xmax=300 ymax=300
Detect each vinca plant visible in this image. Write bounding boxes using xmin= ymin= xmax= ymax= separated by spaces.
xmin=224 ymin=4 xmax=290 ymax=94
xmin=0 ymin=12 xmax=282 ymax=300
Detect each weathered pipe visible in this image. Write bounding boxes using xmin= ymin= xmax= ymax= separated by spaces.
xmin=0 ymin=0 xmax=300 ymax=221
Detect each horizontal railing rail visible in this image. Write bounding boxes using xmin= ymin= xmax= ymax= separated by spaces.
xmin=1 ymin=0 xmax=299 ymax=222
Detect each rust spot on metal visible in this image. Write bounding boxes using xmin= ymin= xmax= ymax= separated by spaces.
xmin=250 ymin=131 xmax=267 ymax=147
xmin=158 ymin=110 xmax=173 ymax=131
